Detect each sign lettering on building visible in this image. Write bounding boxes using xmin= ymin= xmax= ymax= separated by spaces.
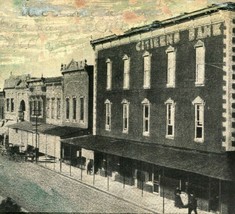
xmin=136 ymin=23 xmax=222 ymax=51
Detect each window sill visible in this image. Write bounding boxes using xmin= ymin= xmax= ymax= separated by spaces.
xmin=122 ymin=130 xmax=128 ymax=134
xmin=123 ymin=87 xmax=130 ymax=90
xmin=195 ymin=82 xmax=205 ymax=87
xmin=194 ymin=138 xmax=204 ymax=143
xmin=143 ymin=132 xmax=150 ymax=137
xmin=106 ymin=88 xmax=112 ymax=91
xmin=105 ymin=128 xmax=111 ymax=132
xmin=166 ymin=84 xmax=175 ymax=88
xmin=143 ymin=86 xmax=151 ymax=89
xmin=166 ymin=135 xmax=174 ymax=140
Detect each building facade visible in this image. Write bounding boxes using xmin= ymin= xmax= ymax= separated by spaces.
xmin=3 ymin=74 xmax=31 ymax=122
xmin=0 ymin=91 xmax=4 ymax=120
xmin=90 ymin=3 xmax=235 ymax=213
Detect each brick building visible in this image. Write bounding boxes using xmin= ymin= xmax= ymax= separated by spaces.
xmin=86 ymin=2 xmax=235 ymax=213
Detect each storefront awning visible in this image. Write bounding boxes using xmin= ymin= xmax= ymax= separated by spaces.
xmin=8 ymin=121 xmax=89 ymax=138
xmin=61 ymin=135 xmax=235 ymax=181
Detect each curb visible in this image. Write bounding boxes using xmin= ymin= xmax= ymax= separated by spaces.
xmin=37 ymin=164 xmax=158 ymax=214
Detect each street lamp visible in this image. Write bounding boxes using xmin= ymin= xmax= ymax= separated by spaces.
xmin=33 ymin=108 xmax=40 ymax=163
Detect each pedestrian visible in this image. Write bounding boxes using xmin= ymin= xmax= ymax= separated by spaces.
xmin=174 ymin=187 xmax=183 ymax=208
xmin=87 ymin=160 xmax=93 ymax=175
xmin=188 ymin=192 xmax=198 ymax=214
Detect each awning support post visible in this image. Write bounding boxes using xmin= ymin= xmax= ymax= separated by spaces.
xmin=80 ymin=149 xmax=83 ymax=181
xmin=70 ymin=144 xmax=72 ymax=176
xmin=162 ymin=167 xmax=165 ymax=214
xmin=208 ymin=177 xmax=211 ymax=212
xmin=107 ymin=154 xmax=109 ymax=191
xmin=141 ymin=161 xmax=144 ymax=197
xmin=53 ymin=136 xmax=56 ymax=171
xmin=219 ymin=179 xmax=222 ymax=213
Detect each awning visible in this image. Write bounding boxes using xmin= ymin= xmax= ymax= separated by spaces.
xmin=8 ymin=121 xmax=89 ymax=138
xmin=61 ymin=135 xmax=235 ymax=181
xmin=0 ymin=120 xmax=17 ymax=135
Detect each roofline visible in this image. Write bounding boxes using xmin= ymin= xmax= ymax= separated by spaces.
xmin=90 ymin=2 xmax=235 ymax=47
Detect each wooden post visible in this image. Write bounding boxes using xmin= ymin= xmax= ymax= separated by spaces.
xmin=70 ymin=144 xmax=72 ymax=176
xmin=162 ymin=167 xmax=165 ymax=214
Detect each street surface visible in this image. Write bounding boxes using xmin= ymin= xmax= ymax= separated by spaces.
xmin=0 ymin=155 xmax=150 ymax=213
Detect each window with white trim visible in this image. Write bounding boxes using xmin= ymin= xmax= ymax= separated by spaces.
xmin=165 ymin=98 xmax=176 ymax=138
xmin=66 ymin=97 xmax=70 ymax=120
xmin=121 ymin=99 xmax=129 ymax=133
xmin=192 ymin=96 xmax=205 ymax=142
xmin=194 ymin=40 xmax=205 ymax=86
xmin=143 ymin=51 xmax=151 ymax=89
xmin=106 ymin=58 xmax=112 ymax=90
xmin=166 ymin=46 xmax=176 ymax=88
xmin=123 ymin=55 xmax=130 ymax=89
xmin=105 ymin=99 xmax=112 ymax=131
xmin=142 ymin=98 xmax=150 ymax=136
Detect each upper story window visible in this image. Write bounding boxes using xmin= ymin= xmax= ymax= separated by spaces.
xmin=194 ymin=40 xmax=205 ymax=86
xmin=66 ymin=97 xmax=70 ymax=120
xmin=123 ymin=55 xmax=130 ymax=90
xmin=142 ymin=98 xmax=150 ymax=136
xmin=143 ymin=51 xmax=151 ymax=89
xmin=80 ymin=97 xmax=85 ymax=122
xmin=121 ymin=99 xmax=130 ymax=133
xmin=6 ymin=99 xmax=9 ymax=112
xmin=72 ymin=97 xmax=77 ymax=120
xmin=11 ymin=98 xmax=14 ymax=112
xmin=192 ymin=96 xmax=205 ymax=143
xmin=57 ymin=98 xmax=61 ymax=119
xmin=165 ymin=98 xmax=176 ymax=138
xmin=106 ymin=58 xmax=112 ymax=90
xmin=166 ymin=46 xmax=176 ymax=88
xmin=105 ymin=99 xmax=112 ymax=131
xmin=31 ymin=97 xmax=42 ymax=116
xmin=51 ymin=98 xmax=55 ymax=119
xmin=46 ymin=98 xmax=50 ymax=119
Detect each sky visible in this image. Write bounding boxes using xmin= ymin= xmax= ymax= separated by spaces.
xmin=0 ymin=0 xmax=229 ymax=89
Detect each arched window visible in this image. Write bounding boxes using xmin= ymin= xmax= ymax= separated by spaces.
xmin=194 ymin=40 xmax=205 ymax=86
xmin=105 ymin=99 xmax=112 ymax=131
xmin=106 ymin=58 xmax=112 ymax=90
xmin=192 ymin=96 xmax=205 ymax=142
xmin=165 ymin=98 xmax=176 ymax=138
xmin=123 ymin=55 xmax=130 ymax=89
xmin=166 ymin=46 xmax=176 ymax=88
xmin=141 ymin=98 xmax=150 ymax=136
xmin=143 ymin=51 xmax=151 ymax=89
xmin=121 ymin=99 xmax=130 ymax=133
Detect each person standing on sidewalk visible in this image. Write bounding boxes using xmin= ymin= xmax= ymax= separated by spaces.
xmin=188 ymin=192 xmax=198 ymax=214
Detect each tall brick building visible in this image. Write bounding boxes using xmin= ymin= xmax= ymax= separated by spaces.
xmin=89 ymin=2 xmax=235 ymax=213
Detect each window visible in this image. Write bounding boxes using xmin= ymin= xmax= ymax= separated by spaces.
xmin=192 ymin=96 xmax=205 ymax=142
xmin=66 ymin=97 xmax=70 ymax=120
xmin=194 ymin=40 xmax=205 ymax=86
xmin=57 ymin=98 xmax=61 ymax=119
xmin=80 ymin=97 xmax=84 ymax=122
xmin=142 ymin=98 xmax=150 ymax=136
xmin=105 ymin=99 xmax=112 ymax=131
xmin=38 ymin=98 xmax=42 ymax=116
xmin=11 ymin=98 xmax=14 ymax=112
xmin=30 ymin=100 xmax=33 ymax=116
xmin=106 ymin=58 xmax=112 ymax=90
xmin=46 ymin=99 xmax=50 ymax=118
xmin=33 ymin=100 xmax=37 ymax=115
xmin=166 ymin=46 xmax=176 ymax=88
xmin=51 ymin=98 xmax=55 ymax=119
xmin=6 ymin=99 xmax=9 ymax=112
xmin=121 ymin=99 xmax=129 ymax=133
xmin=143 ymin=51 xmax=151 ymax=89
xmin=72 ymin=97 xmax=77 ymax=120
xmin=165 ymin=98 xmax=176 ymax=138
xmin=123 ymin=55 xmax=130 ymax=89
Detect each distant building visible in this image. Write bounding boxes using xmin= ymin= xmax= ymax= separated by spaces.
xmin=88 ymin=2 xmax=235 ymax=213
xmin=0 ymin=91 xmax=4 ymax=120
xmin=3 ymin=74 xmax=31 ymax=122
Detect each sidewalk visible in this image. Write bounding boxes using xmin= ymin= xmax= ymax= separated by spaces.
xmin=38 ymin=156 xmax=212 ymax=214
